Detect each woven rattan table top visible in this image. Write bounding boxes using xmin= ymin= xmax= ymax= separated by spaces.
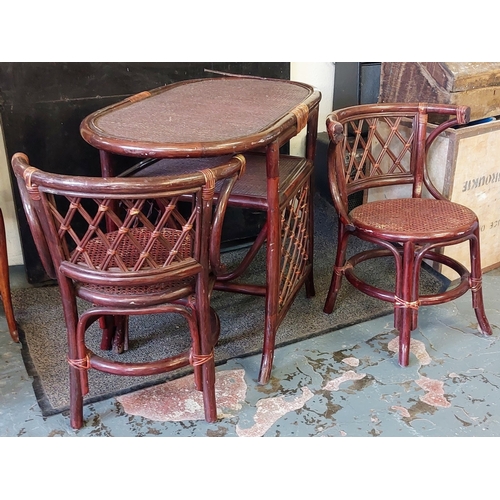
xmin=80 ymin=77 xmax=320 ymax=158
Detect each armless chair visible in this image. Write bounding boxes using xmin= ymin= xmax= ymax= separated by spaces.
xmin=0 ymin=208 xmax=18 ymax=342
xmin=12 ymin=152 xmax=245 ymax=429
xmin=323 ymin=103 xmax=492 ymax=366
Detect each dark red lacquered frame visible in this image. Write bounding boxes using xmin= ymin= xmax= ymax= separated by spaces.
xmin=0 ymin=208 xmax=18 ymax=342
xmin=323 ymin=102 xmax=492 ymax=365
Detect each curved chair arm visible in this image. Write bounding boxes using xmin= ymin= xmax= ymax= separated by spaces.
xmin=326 ymin=118 xmax=355 ymax=230
xmin=209 ymin=154 xmax=246 ymax=275
xmin=425 ymin=104 xmax=470 ymax=148
xmin=423 ymin=105 xmax=471 ymax=200
xmin=11 ymin=153 xmax=56 ymax=279
xmin=326 ymin=116 xmax=345 ymax=145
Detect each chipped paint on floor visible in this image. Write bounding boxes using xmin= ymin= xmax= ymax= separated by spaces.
xmin=342 ymin=357 xmax=360 ymax=367
xmin=236 ymin=386 xmax=314 ymax=437
xmin=323 ymin=370 xmax=366 ymax=391
xmin=117 ymin=369 xmax=247 ymax=421
xmin=387 ymin=337 xmax=432 ymax=365
xmin=1 ymin=269 xmax=499 ymax=437
xmin=415 ymin=376 xmax=451 ymax=408
xmin=391 ymin=405 xmax=411 ymax=418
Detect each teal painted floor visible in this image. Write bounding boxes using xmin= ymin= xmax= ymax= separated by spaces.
xmin=2 ymin=265 xmax=498 ymax=496
xmin=1 ymin=265 xmax=499 ymax=438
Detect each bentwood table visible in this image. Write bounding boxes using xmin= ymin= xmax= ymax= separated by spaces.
xmin=80 ymin=75 xmax=321 ymax=384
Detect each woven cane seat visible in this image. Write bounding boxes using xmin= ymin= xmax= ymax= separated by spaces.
xmin=132 ymin=153 xmax=312 ymax=210
xmin=74 ymin=227 xmax=195 ymax=297
xmin=220 ymin=153 xmax=311 ymax=209
xmin=350 ymin=198 xmax=478 ymax=240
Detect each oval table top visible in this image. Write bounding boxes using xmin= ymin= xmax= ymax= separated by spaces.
xmin=80 ymin=76 xmax=321 ymax=158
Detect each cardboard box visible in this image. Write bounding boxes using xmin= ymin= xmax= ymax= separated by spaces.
xmin=426 ymin=119 xmax=500 ymax=278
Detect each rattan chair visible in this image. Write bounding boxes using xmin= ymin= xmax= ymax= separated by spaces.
xmin=12 ymin=152 xmax=245 ymax=429
xmin=0 ymin=208 xmax=18 ymax=342
xmin=323 ymin=103 xmax=492 ymax=366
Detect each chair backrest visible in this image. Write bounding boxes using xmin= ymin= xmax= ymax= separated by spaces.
xmin=12 ymin=152 xmax=245 ymax=292
xmin=326 ymin=103 xmax=470 ymax=221
xmin=13 ymin=162 xmax=56 ymax=280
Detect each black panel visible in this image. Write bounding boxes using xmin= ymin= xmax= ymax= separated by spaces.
xmin=0 ymin=62 xmax=290 ymax=284
xmin=333 ymin=62 xmax=381 ymax=109
xmin=333 ymin=62 xmax=360 ymax=110
xmin=360 ymin=63 xmax=381 ymax=104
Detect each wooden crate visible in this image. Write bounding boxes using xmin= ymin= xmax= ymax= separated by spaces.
xmin=379 ymin=63 xmax=500 ymax=122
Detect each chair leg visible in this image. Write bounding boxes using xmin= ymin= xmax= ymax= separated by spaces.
xmin=469 ymin=228 xmax=493 ymax=336
xmin=194 ymin=308 xmax=220 ymax=392
xmin=324 ymin=222 xmax=349 ymax=314
xmin=99 ymin=315 xmax=129 ymax=353
xmin=201 ymin=357 xmax=217 ymax=423
xmin=112 ymin=315 xmax=129 ymax=354
xmin=69 ymin=325 xmax=86 ymax=430
xmin=99 ymin=315 xmax=115 ymax=350
xmin=258 ymin=324 xmax=277 ymax=385
xmin=69 ymin=364 xmax=84 ymax=429
xmin=397 ymin=241 xmax=418 ymax=367
xmin=208 ymin=307 xmax=221 ymax=347
xmin=57 ymin=278 xmax=87 ymax=430
xmin=198 ymin=303 xmax=217 ymax=422
xmin=0 ymin=209 xmax=18 ymax=342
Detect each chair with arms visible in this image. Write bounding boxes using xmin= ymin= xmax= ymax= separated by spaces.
xmin=323 ymin=103 xmax=492 ymax=366
xmin=12 ymin=152 xmax=245 ymax=429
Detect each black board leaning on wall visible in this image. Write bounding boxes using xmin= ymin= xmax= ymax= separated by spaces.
xmin=0 ymin=62 xmax=290 ymax=284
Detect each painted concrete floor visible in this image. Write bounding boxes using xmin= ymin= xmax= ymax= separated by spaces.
xmin=1 ymin=266 xmax=499 ymax=439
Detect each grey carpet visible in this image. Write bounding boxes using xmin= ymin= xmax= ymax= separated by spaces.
xmin=13 ymin=194 xmax=449 ymax=416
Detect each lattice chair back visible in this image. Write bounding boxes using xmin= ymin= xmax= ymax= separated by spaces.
xmin=13 ymin=153 xmax=244 ymax=297
xmin=326 ymin=103 xmax=470 ymax=220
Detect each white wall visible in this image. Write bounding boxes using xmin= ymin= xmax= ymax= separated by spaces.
xmin=0 ymin=125 xmax=23 ymax=265
xmin=290 ymin=62 xmax=335 ymax=155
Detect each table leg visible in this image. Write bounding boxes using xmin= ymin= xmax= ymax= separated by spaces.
xmin=258 ymin=142 xmax=281 ymax=384
xmin=257 ymin=110 xmax=318 ymax=384
xmin=99 ymin=150 xmax=117 ymax=177
xmin=98 ymin=150 xmax=129 ymax=353
xmin=304 ymin=105 xmax=319 ymax=298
